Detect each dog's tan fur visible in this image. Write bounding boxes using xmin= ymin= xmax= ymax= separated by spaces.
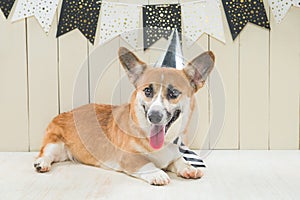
xmin=34 ymin=47 xmax=215 ymax=185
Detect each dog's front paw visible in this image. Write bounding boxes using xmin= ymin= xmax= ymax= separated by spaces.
xmin=141 ymin=170 xmax=171 ymax=185
xmin=34 ymin=157 xmax=51 ymax=173
xmin=178 ymin=166 xmax=203 ymax=179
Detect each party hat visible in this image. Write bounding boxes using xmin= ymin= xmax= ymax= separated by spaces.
xmin=155 ymin=29 xmax=185 ymax=70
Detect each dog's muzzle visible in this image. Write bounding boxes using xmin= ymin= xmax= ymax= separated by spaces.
xmin=147 ymin=108 xmax=181 ymax=150
xmin=142 ymin=104 xmax=181 ymax=132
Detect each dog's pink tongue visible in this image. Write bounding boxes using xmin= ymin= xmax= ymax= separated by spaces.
xmin=150 ymin=125 xmax=165 ymax=149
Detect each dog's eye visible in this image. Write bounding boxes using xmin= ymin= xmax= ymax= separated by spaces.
xmin=167 ymin=88 xmax=181 ymax=99
xmin=143 ymin=86 xmax=153 ymax=98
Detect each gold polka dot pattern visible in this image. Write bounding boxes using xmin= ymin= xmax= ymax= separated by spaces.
xmin=11 ymin=0 xmax=59 ymax=33
xmin=269 ymin=0 xmax=300 ymax=23
xmin=57 ymin=0 xmax=101 ymax=44
xmin=222 ymin=0 xmax=270 ymax=40
xmin=0 ymin=0 xmax=15 ymax=18
xmin=182 ymin=0 xmax=226 ymax=46
xmin=143 ymin=4 xmax=182 ymax=50
xmin=99 ymin=2 xmax=140 ymax=47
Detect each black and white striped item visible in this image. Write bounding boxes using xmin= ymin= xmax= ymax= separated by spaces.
xmin=173 ymin=137 xmax=206 ymax=168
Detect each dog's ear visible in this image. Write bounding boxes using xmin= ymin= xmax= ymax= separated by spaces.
xmin=119 ymin=47 xmax=147 ymax=86
xmin=183 ymin=51 xmax=215 ymax=92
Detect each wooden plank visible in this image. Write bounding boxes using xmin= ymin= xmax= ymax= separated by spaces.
xmin=0 ymin=16 xmax=28 ymax=151
xmin=58 ymin=30 xmax=89 ymax=112
xmin=56 ymin=0 xmax=89 ymax=112
xmin=90 ymin=39 xmax=121 ymax=105
xmin=27 ymin=15 xmax=59 ymax=151
xmin=239 ymin=1 xmax=270 ymax=149
xmin=88 ymin=0 xmax=121 ymax=105
xmin=269 ymin=7 xmax=300 ymax=149
xmin=182 ymin=2 xmax=210 ymax=150
xmin=182 ymin=36 xmax=210 ymax=150
xmin=209 ymin=4 xmax=239 ymax=149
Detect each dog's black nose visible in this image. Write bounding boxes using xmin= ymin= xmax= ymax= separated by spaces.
xmin=148 ymin=111 xmax=163 ymax=124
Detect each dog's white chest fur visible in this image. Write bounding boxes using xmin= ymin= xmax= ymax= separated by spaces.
xmin=145 ymin=143 xmax=182 ymax=169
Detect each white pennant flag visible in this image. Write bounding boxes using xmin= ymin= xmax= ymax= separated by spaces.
xmin=99 ymin=2 xmax=140 ymax=47
xmin=182 ymin=0 xmax=225 ymax=46
xmin=269 ymin=0 xmax=300 ymax=23
xmin=11 ymin=0 xmax=58 ymax=33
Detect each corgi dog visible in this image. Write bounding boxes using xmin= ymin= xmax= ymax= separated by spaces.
xmin=34 ymin=47 xmax=215 ymax=185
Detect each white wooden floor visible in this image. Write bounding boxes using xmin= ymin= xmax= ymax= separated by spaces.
xmin=0 ymin=151 xmax=299 ymax=200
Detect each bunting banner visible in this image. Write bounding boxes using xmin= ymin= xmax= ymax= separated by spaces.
xmin=57 ymin=0 xmax=101 ymax=44
xmin=99 ymin=2 xmax=140 ymax=47
xmin=11 ymin=0 xmax=59 ymax=33
xmin=3 ymin=0 xmax=297 ymax=46
xmin=269 ymin=0 xmax=300 ymax=23
xmin=222 ymin=0 xmax=270 ymax=40
xmin=182 ymin=0 xmax=225 ymax=46
xmin=143 ymin=4 xmax=182 ymax=50
xmin=0 ymin=0 xmax=15 ymax=18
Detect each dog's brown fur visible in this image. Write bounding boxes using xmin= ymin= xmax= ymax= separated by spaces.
xmin=34 ymin=47 xmax=215 ymax=185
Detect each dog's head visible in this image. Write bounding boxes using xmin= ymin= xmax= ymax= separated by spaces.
xmin=119 ymin=47 xmax=215 ymax=150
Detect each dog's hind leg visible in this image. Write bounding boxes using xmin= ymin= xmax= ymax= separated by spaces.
xmin=34 ymin=133 xmax=71 ymax=173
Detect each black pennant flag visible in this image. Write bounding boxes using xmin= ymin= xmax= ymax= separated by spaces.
xmin=222 ymin=0 xmax=270 ymax=40
xmin=57 ymin=0 xmax=101 ymax=44
xmin=0 ymin=0 xmax=16 ymax=18
xmin=143 ymin=4 xmax=182 ymax=50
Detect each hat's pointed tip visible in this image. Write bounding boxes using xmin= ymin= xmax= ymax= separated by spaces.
xmin=155 ymin=29 xmax=184 ymax=69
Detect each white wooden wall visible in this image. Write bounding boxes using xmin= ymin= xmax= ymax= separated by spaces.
xmin=0 ymin=0 xmax=299 ymax=151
